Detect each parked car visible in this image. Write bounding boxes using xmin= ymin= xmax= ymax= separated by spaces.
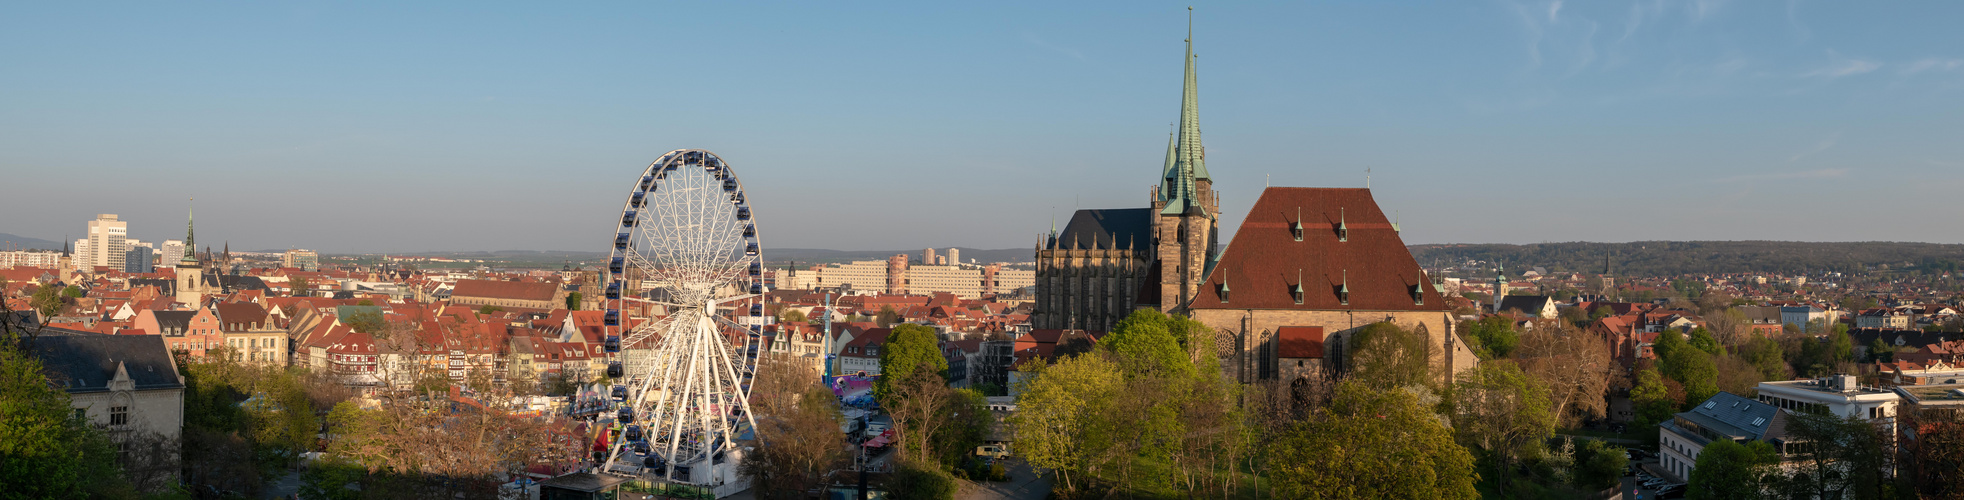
xmin=975 ymin=444 xmax=1010 ymax=460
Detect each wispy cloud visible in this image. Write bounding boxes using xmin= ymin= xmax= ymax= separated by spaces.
xmin=1802 ymin=51 xmax=1881 ymax=78
xmin=1690 ymin=0 xmax=1727 ymax=22
xmin=1021 ymin=33 xmax=1084 ymax=61
xmin=1901 ymin=58 xmax=1964 ymax=75
xmin=1788 ymin=132 xmax=1839 ymax=162
xmin=1716 ymin=168 xmax=1849 ymax=182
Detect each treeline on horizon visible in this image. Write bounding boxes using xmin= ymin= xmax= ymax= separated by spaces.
xmin=1410 ymin=241 xmax=1964 ymax=278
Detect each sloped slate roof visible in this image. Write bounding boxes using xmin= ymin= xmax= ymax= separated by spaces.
xmin=1193 ymin=188 xmax=1446 ymax=312
xmin=27 ymin=335 xmax=183 ymax=393
xmin=1672 ymin=391 xmax=1786 ymax=445
xmin=1051 ymin=209 xmax=1153 ymax=251
xmin=1498 ymin=295 xmax=1553 ymax=315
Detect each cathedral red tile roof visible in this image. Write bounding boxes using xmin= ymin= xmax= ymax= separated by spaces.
xmin=1192 ymin=188 xmax=1447 ymax=312
xmin=451 ymin=279 xmax=557 ymax=302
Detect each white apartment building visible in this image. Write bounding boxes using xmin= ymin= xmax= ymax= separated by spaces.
xmin=785 ymin=260 xmax=1036 ymax=299
xmin=787 ymin=260 xmax=892 ymax=293
xmin=160 ymin=240 xmax=185 ymax=267
xmin=84 ymin=214 xmax=128 ymax=271
xmin=1756 ymin=374 xmax=1901 ymax=423
xmin=0 ymin=250 xmax=63 ymax=268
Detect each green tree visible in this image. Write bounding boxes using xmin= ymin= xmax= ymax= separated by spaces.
xmin=1685 ymin=439 xmax=1779 ymax=500
xmin=777 ymin=309 xmax=806 ymax=325
xmin=1687 ymin=327 xmax=1722 ymax=355
xmin=343 ymin=311 xmax=386 ymax=334
xmin=1452 ymin=360 xmax=1555 ymax=497
xmin=875 ymin=305 xmax=901 ymax=327
xmin=1347 ymin=322 xmax=1436 ymax=390
xmin=1267 ymin=380 xmax=1478 ymax=500
xmin=290 ymin=276 xmax=309 ymax=297
xmin=477 ymin=305 xmax=503 ymax=315
xmin=0 ymin=335 xmax=134 ymax=498
xmin=1867 ymin=338 xmax=1894 ymax=363
xmin=1572 ymin=440 xmax=1628 ymax=490
xmin=61 ymin=285 xmax=83 ymax=299
xmin=28 ymin=284 xmax=64 ymax=317
xmin=1652 ymin=328 xmax=1686 ymax=361
xmin=563 ymin=292 xmax=581 ymax=311
xmin=1630 ymin=368 xmax=1679 ymax=428
xmin=1826 ymin=326 xmax=1855 ymax=365
xmin=874 ymin=324 xmax=946 ymax=400
xmin=1102 ymin=309 xmax=1194 ymax=377
xmin=885 ymin=459 xmax=958 ymax=500
xmin=1665 ymin=350 xmax=1720 ymax=411
xmin=1461 ymin=316 xmax=1520 ymax=359
xmin=1740 ymin=335 xmax=1789 ymax=381
xmin=1009 ymin=353 xmax=1124 ymax=495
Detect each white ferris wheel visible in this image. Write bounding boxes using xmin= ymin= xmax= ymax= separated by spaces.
xmin=594 ymin=149 xmax=768 ymax=486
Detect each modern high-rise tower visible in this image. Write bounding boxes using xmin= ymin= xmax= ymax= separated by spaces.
xmin=84 ymin=214 xmax=128 ymax=271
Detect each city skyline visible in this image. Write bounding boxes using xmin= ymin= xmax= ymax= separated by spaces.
xmin=5 ymin=2 xmax=1963 ymax=253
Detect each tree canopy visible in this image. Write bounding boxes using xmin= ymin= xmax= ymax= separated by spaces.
xmin=1267 ymin=380 xmax=1478 ymax=500
xmin=875 ymin=323 xmax=946 ymax=400
xmin=0 ymin=335 xmax=134 ymax=498
xmin=1347 ymin=322 xmax=1436 ymax=390
xmin=1685 ymin=439 xmax=1779 ymax=500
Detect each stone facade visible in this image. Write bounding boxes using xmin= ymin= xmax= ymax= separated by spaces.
xmin=1190 ymin=308 xmax=1473 ymax=385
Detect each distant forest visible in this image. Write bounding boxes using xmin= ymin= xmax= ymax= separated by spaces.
xmin=1409 ymin=241 xmax=1964 ymax=278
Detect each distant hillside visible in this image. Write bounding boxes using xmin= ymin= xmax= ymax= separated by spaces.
xmin=1409 ymin=241 xmax=1964 ymax=278
xmin=0 ymin=233 xmax=62 ymax=251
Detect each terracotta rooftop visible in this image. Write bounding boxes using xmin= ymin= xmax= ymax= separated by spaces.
xmin=1194 ymin=188 xmax=1446 ymax=312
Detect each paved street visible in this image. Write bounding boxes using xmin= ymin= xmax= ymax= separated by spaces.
xmin=954 ymin=459 xmax=1051 ymax=500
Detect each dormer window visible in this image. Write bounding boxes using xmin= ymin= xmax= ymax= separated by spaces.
xmin=1291 ymin=208 xmax=1304 ymax=241
xmin=1290 ymin=283 xmax=1304 ymax=305
xmin=1336 ymin=283 xmax=1349 ymax=305
xmin=1216 ymin=281 xmax=1230 ymax=303
xmin=1410 ymin=284 xmax=1424 ymax=306
xmin=1337 ymin=208 xmax=1348 ymax=242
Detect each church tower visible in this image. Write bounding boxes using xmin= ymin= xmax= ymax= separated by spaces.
xmin=1150 ymin=9 xmax=1220 ymax=315
xmin=1493 ymin=264 xmax=1509 ymax=313
xmin=174 ymin=200 xmax=207 ymax=305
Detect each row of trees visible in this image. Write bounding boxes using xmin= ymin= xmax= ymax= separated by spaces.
xmin=1000 ymin=311 xmax=1631 ymax=499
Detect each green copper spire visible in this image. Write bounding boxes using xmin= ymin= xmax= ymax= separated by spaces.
xmin=1160 ymin=7 xmax=1209 ymax=215
xmin=180 ymin=198 xmax=198 ymax=265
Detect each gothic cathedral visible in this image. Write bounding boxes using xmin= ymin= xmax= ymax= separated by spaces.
xmin=1034 ymin=28 xmax=1218 ymax=333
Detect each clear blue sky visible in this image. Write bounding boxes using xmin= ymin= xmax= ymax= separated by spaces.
xmin=4 ymin=2 xmax=1961 ymax=253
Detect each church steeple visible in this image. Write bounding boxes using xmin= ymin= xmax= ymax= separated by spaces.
xmin=1160 ymin=7 xmax=1209 ymax=216
xmin=180 ymin=198 xmax=199 ymax=266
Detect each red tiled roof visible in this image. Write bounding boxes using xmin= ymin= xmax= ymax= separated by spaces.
xmin=1194 ymin=188 xmax=1447 ymax=312
xmin=451 ymin=279 xmax=557 ymax=302
xmin=1276 ymin=326 xmax=1325 ymax=358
